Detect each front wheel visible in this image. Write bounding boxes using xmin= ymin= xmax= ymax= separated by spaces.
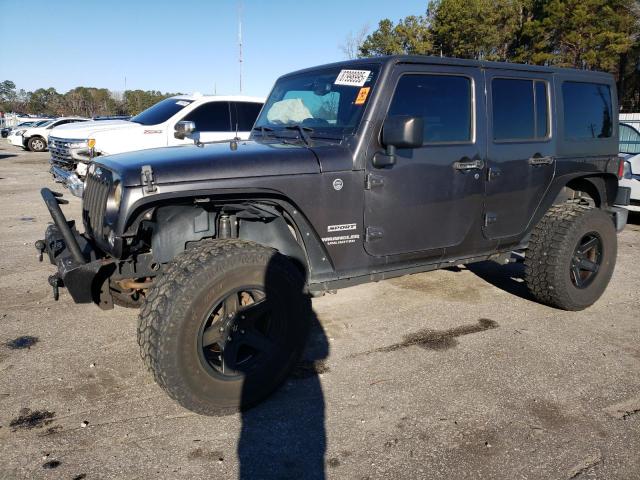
xmin=27 ymin=136 xmax=47 ymax=152
xmin=524 ymin=204 xmax=617 ymax=311
xmin=137 ymin=239 xmax=310 ymax=415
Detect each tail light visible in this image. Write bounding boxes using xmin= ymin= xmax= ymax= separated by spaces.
xmin=617 ymin=158 xmax=625 ymax=179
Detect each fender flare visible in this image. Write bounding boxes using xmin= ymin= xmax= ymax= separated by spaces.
xmin=123 ymin=190 xmax=335 ymax=283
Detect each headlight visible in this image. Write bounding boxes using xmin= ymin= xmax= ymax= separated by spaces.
xmin=623 ymin=161 xmax=632 ymax=179
xmin=69 ymin=140 xmax=88 ymax=148
xmin=112 ymin=181 xmax=122 ymax=210
xmin=15 ymin=129 xmax=26 ymax=135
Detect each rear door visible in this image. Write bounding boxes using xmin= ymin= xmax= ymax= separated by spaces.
xmin=483 ymin=71 xmax=555 ymax=239
xmin=364 ymin=64 xmax=486 ymax=257
xmin=231 ymin=101 xmax=263 ymax=140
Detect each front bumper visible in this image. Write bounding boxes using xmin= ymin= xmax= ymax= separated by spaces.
xmin=50 ymin=164 xmax=85 ymax=197
xmin=37 ymin=188 xmax=112 ymax=304
xmin=8 ymin=135 xmax=23 ymax=147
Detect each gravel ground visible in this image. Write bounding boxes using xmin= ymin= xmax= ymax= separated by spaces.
xmin=0 ymin=141 xmax=639 ymax=480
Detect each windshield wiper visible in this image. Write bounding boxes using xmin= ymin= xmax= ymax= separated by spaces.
xmin=285 ymin=124 xmax=313 ymax=146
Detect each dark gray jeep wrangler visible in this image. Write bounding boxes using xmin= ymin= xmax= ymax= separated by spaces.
xmin=37 ymin=56 xmax=631 ymax=414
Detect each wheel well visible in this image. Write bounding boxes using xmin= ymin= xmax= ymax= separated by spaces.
xmin=564 ymin=175 xmax=618 ymax=208
xmin=144 ymin=201 xmax=318 ymax=282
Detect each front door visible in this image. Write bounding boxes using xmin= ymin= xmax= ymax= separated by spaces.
xmin=364 ymin=65 xmax=487 ymax=257
xmin=483 ymin=71 xmax=556 ymax=239
xmin=170 ymin=101 xmax=234 ymax=146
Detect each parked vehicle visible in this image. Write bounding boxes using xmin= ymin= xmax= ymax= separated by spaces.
xmin=2 ymin=121 xmax=36 ymax=138
xmin=10 ymin=117 xmax=89 ymax=151
xmin=48 ymin=95 xmax=264 ymax=194
xmin=619 ymin=121 xmax=640 ymax=211
xmin=6 ymin=119 xmax=52 ymax=144
xmin=37 ymin=55 xmax=630 ymax=415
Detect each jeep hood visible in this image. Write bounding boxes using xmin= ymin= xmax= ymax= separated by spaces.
xmin=50 ymin=120 xmax=136 ymax=138
xmin=98 ymin=140 xmax=322 ymax=186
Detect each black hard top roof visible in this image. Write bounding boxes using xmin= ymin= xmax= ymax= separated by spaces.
xmin=284 ymin=55 xmax=614 ymax=81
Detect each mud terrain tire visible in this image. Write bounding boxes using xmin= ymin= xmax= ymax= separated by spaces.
xmin=525 ymin=204 xmax=617 ymax=311
xmin=137 ymin=239 xmax=310 ymax=415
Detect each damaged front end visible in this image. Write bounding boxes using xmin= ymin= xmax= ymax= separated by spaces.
xmin=36 ymin=188 xmax=154 ymax=309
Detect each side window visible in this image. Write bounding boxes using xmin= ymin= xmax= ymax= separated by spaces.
xmin=562 ymin=82 xmax=612 ymax=139
xmin=492 ymin=78 xmax=549 ymax=141
xmin=183 ymin=102 xmax=232 ymax=132
xmin=231 ymin=102 xmax=263 ymax=131
xmin=387 ymin=74 xmax=472 ymax=144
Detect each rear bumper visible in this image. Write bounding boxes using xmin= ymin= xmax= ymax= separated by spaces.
xmin=608 ymin=206 xmax=628 ymax=233
xmin=38 ymin=188 xmax=111 ymax=304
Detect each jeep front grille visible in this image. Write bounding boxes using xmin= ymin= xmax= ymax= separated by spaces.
xmin=82 ymin=169 xmax=112 ymax=238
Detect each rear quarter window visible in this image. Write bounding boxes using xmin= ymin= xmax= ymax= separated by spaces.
xmin=562 ymin=82 xmax=613 ymax=140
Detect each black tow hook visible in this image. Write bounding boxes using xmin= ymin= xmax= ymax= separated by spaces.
xmin=35 ymin=239 xmax=45 ymax=262
xmin=48 ymin=274 xmax=62 ymax=301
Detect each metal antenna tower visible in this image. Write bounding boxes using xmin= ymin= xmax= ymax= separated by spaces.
xmin=238 ymin=1 xmax=243 ymax=93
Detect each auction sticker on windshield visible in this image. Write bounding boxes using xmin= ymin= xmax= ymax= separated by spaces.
xmin=335 ymin=70 xmax=371 ymax=87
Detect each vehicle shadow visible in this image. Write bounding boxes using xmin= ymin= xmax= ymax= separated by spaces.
xmin=0 ymin=153 xmax=17 ymax=160
xmin=628 ymin=210 xmax=640 ymax=225
xmin=466 ymin=260 xmax=537 ymax=303
xmin=238 ymin=260 xmax=328 ymax=480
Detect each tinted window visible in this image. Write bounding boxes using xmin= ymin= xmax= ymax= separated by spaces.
xmin=563 ymin=82 xmax=612 ymax=139
xmin=493 ymin=79 xmax=535 ymax=140
xmin=536 ymin=82 xmax=548 ymax=138
xmin=231 ymin=102 xmax=263 ymax=131
xmin=619 ymin=123 xmax=640 ymax=154
xmin=388 ymin=74 xmax=472 ymax=143
xmin=131 ymin=98 xmax=194 ymax=126
xmin=183 ymin=101 xmax=232 ymax=132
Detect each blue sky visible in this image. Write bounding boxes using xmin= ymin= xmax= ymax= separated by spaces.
xmin=0 ymin=0 xmax=426 ymax=98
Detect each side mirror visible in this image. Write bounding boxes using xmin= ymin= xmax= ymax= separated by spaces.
xmin=174 ymin=120 xmax=196 ymax=140
xmin=373 ymin=115 xmax=424 ymax=168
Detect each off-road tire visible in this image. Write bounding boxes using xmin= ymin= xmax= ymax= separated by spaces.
xmin=137 ymin=239 xmax=310 ymax=415
xmin=525 ymin=204 xmax=617 ymax=311
xmin=27 ymin=136 xmax=47 ymax=152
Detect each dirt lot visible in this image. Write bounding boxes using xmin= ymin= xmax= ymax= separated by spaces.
xmin=0 ymin=141 xmax=639 ymax=480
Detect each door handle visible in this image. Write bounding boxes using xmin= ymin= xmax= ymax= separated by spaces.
xmin=528 ymin=155 xmax=554 ymax=166
xmin=453 ymin=158 xmax=484 ymax=170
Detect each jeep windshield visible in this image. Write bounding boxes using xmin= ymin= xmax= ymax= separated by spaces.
xmin=253 ymin=65 xmax=380 ymax=140
xmin=130 ymin=98 xmax=194 ymax=126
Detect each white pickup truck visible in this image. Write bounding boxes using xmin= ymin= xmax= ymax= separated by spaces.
xmin=48 ymin=94 xmax=264 ymax=195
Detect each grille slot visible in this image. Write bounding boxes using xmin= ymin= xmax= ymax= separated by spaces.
xmin=82 ymin=169 xmax=111 ymax=238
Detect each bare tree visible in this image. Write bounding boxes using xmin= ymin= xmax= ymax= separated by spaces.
xmin=339 ymin=23 xmax=370 ymax=59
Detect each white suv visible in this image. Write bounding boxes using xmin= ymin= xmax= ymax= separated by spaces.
xmin=48 ymin=94 xmax=264 ymax=192
xmin=9 ymin=117 xmax=90 ymax=151
xmin=619 ymin=122 xmax=640 ymax=211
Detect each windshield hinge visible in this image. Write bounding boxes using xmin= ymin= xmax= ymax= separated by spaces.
xmin=365 ymin=173 xmax=384 ymax=190
xmin=141 ymin=165 xmax=157 ymax=194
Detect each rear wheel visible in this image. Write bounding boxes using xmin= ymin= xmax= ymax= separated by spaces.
xmin=137 ymin=239 xmax=310 ymax=415
xmin=27 ymin=136 xmax=47 ymax=152
xmin=524 ymin=204 xmax=617 ymax=311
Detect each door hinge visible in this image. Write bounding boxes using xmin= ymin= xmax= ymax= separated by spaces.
xmin=365 ymin=226 xmax=384 ymax=242
xmin=140 ymin=165 xmax=157 ymax=194
xmin=484 ymin=212 xmax=498 ymax=226
xmin=365 ymin=173 xmax=384 ymax=190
